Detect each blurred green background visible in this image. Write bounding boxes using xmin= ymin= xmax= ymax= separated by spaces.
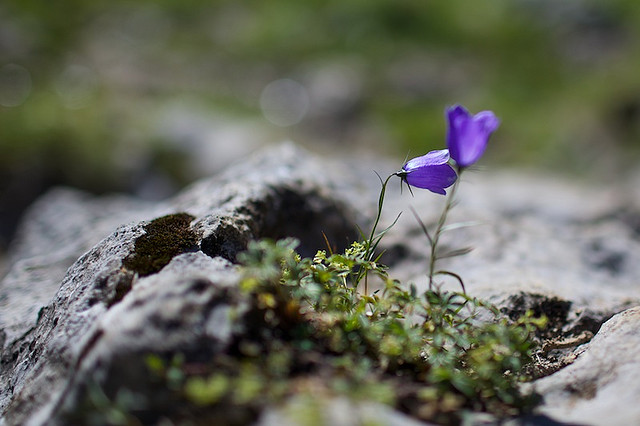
xmin=2 ymin=0 xmax=640 ymax=251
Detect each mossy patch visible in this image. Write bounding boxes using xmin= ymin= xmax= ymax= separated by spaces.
xmin=123 ymin=213 xmax=198 ymax=277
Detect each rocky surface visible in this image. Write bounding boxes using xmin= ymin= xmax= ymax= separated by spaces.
xmin=1 ymin=142 xmax=640 ymax=425
xmin=533 ymin=307 xmax=640 ymax=426
xmin=0 ymin=189 xmax=156 ymax=347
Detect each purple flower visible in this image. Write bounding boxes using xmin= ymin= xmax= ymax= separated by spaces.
xmin=399 ymin=149 xmax=457 ymax=195
xmin=446 ymin=105 xmax=500 ymax=168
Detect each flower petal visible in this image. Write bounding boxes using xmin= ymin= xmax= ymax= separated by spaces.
xmin=447 ymin=105 xmax=470 ymax=129
xmin=404 ymin=163 xmax=457 ymax=195
xmin=474 ymin=110 xmax=500 ymax=134
xmin=446 ymin=105 xmax=469 ymax=167
xmin=403 ymin=149 xmax=450 ymax=172
xmin=446 ymin=105 xmax=499 ymax=168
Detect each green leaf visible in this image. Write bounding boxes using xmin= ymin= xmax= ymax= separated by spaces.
xmin=440 ymin=221 xmax=483 ymax=233
xmin=436 ymin=247 xmax=474 ymax=259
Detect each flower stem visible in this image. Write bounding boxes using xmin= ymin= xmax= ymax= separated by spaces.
xmin=361 ymin=173 xmax=395 ymax=295
xmin=428 ymin=167 xmax=462 ymax=289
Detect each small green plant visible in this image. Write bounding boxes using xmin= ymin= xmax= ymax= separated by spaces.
xmin=147 ymin=237 xmax=544 ymax=424
xmin=145 ymin=105 xmax=545 ymax=425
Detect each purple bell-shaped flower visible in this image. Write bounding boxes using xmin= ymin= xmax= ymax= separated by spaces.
xmin=399 ymin=149 xmax=457 ymax=195
xmin=446 ymin=105 xmax=500 ymax=168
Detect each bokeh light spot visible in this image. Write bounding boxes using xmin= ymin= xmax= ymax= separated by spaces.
xmin=259 ymin=78 xmax=309 ymax=127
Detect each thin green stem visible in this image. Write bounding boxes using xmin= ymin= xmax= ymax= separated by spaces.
xmin=366 ymin=173 xmax=394 ymax=256
xmin=428 ymin=167 xmax=462 ymax=289
xmin=360 ymin=173 xmax=396 ymax=295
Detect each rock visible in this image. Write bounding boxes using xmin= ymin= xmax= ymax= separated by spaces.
xmin=0 ymin=188 xmax=155 ymax=345
xmin=1 ymin=142 xmax=640 ymax=425
xmin=0 ymin=143 xmax=360 ymax=425
xmin=53 ymin=253 xmax=241 ymax=426
xmin=533 ymin=307 xmax=640 ymax=426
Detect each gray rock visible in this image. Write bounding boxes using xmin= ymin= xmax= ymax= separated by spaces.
xmin=0 ymin=143 xmax=360 ymax=425
xmin=533 ymin=307 xmax=640 ymax=426
xmin=0 ymin=188 xmax=156 ymax=346
xmin=1 ymin=142 xmax=640 ymax=425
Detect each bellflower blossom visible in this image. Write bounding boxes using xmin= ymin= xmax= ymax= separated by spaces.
xmin=398 ymin=149 xmax=457 ymax=195
xmin=446 ymin=105 xmax=500 ymax=168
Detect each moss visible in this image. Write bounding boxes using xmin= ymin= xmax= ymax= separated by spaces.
xmin=123 ymin=213 xmax=198 ymax=277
